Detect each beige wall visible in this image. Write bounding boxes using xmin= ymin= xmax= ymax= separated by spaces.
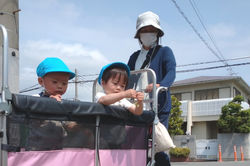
xmin=191 ymin=121 xmax=217 ymax=139
xmin=192 ymin=122 xmax=207 ymax=139
xmin=171 ymin=81 xmax=232 ymax=94
xmin=219 ymin=87 xmax=231 ymax=98
xmin=182 ymin=92 xmax=192 ymax=100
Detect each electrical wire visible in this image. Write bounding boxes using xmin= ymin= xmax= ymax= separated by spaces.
xmin=69 ymin=80 xmax=95 ymax=84
xmin=20 ymin=61 xmax=250 ymax=93
xmin=20 ymin=80 xmax=96 ymax=93
xmin=19 ymin=86 xmax=42 ymax=93
xmin=177 ymin=62 xmax=250 ymax=73
xmin=177 ymin=56 xmax=250 ymax=67
xmin=189 ymin=0 xmax=234 ymax=75
xmin=189 ymin=0 xmax=227 ymax=61
xmin=169 ymin=0 xmax=234 ymax=74
xmin=78 ymin=74 xmax=99 ymax=77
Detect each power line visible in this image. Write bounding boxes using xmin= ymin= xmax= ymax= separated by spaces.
xmin=19 ymin=86 xmax=42 ymax=93
xmin=20 ymin=80 xmax=96 ymax=93
xmin=177 ymin=62 xmax=250 ymax=73
xmin=20 ymin=61 xmax=250 ymax=93
xmin=19 ymin=83 xmax=40 ymax=92
xmin=188 ymin=0 xmax=234 ymax=75
xmin=69 ymin=80 xmax=96 ymax=84
xmin=189 ymin=0 xmax=227 ymax=60
xmin=78 ymin=74 xmax=99 ymax=77
xmin=170 ymin=0 xmax=234 ymax=75
xmin=177 ymin=56 xmax=250 ymax=67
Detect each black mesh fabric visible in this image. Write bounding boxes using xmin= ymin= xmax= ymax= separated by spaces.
xmin=7 ymin=94 xmax=154 ymax=151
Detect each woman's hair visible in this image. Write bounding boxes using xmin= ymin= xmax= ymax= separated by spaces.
xmin=102 ymin=67 xmax=129 ymax=86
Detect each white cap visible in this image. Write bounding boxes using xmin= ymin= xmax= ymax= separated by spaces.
xmin=134 ymin=11 xmax=164 ymax=38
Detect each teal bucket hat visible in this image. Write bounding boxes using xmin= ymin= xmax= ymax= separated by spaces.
xmin=98 ymin=62 xmax=130 ymax=84
xmin=36 ymin=57 xmax=75 ymax=79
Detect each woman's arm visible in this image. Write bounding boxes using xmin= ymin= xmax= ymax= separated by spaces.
xmin=159 ymin=47 xmax=176 ymax=87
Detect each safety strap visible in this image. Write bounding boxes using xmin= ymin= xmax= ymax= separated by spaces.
xmin=140 ymin=45 xmax=161 ymax=69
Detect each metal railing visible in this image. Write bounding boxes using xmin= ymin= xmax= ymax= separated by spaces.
xmin=0 ymin=24 xmax=9 ymax=166
xmin=0 ymin=24 xmax=9 ymax=103
xmin=180 ymin=98 xmax=233 ymax=117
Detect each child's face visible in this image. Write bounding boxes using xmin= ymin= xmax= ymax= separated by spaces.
xmin=38 ymin=72 xmax=70 ymax=96
xmin=102 ymin=74 xmax=126 ymax=94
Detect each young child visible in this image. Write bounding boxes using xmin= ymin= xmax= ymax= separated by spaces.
xmin=36 ymin=57 xmax=75 ymax=101
xmin=31 ymin=57 xmax=83 ymax=150
xmin=95 ymin=62 xmax=144 ymax=115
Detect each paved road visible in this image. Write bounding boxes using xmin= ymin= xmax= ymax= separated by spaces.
xmin=172 ymin=160 xmax=250 ymax=166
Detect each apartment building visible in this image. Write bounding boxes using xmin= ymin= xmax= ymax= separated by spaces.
xmin=170 ymin=76 xmax=250 ymax=139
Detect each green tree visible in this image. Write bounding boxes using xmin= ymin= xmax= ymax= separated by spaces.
xmin=169 ymin=95 xmax=184 ymax=136
xmin=217 ymin=95 xmax=250 ymax=133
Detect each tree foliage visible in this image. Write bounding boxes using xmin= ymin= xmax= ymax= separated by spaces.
xmin=169 ymin=95 xmax=184 ymax=136
xmin=217 ymin=95 xmax=250 ymax=133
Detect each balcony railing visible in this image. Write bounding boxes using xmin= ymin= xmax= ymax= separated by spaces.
xmin=180 ymin=98 xmax=233 ymax=117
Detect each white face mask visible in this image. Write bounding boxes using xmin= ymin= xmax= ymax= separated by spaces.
xmin=140 ymin=33 xmax=157 ymax=47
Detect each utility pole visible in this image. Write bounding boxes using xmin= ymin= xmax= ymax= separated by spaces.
xmin=74 ymin=69 xmax=78 ymax=101
xmin=0 ymin=0 xmax=20 ymax=93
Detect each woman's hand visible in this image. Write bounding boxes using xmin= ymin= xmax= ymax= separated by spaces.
xmin=145 ymin=83 xmax=160 ymax=92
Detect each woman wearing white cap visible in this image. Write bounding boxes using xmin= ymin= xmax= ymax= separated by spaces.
xmin=128 ymin=11 xmax=176 ymax=166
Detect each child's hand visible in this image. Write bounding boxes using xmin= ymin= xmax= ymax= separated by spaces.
xmin=64 ymin=122 xmax=79 ymax=130
xmin=124 ymin=89 xmax=137 ymax=98
xmin=50 ymin=94 xmax=62 ymax=101
xmin=136 ymin=92 xmax=144 ymax=102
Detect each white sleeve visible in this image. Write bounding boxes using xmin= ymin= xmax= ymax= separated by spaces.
xmin=95 ymin=92 xmax=106 ymax=103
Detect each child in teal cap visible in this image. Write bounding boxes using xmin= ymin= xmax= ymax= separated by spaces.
xmin=95 ymin=62 xmax=144 ymax=115
xmin=32 ymin=57 xmax=78 ymax=150
xmin=36 ymin=57 xmax=75 ymax=101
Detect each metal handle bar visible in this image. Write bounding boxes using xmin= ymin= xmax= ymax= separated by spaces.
xmin=0 ymin=24 xmax=9 ymax=103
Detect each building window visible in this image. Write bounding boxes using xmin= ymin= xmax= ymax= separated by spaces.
xmin=233 ymin=87 xmax=241 ymax=97
xmin=172 ymin=93 xmax=181 ymax=101
xmin=195 ymin=88 xmax=219 ymax=100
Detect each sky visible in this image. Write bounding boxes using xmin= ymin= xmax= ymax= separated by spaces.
xmin=19 ymin=0 xmax=250 ymax=101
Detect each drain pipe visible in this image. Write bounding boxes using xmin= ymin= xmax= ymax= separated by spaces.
xmin=186 ymin=101 xmax=192 ymax=135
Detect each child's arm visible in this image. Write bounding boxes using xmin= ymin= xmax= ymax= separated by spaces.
xmin=98 ymin=89 xmax=137 ymax=105
xmin=128 ymin=92 xmax=144 ymax=115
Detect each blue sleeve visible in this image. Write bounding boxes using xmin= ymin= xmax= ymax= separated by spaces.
xmin=159 ymin=47 xmax=176 ymax=88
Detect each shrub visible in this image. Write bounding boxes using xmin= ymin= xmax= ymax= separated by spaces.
xmin=169 ymin=147 xmax=190 ymax=158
